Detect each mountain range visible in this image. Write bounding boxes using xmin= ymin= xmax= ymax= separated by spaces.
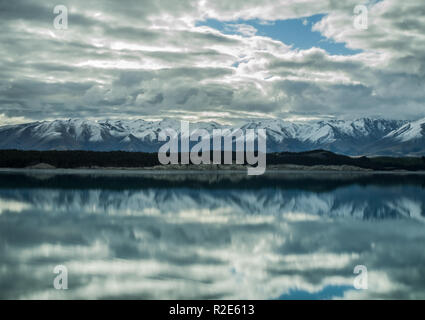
xmin=0 ymin=117 xmax=424 ymax=156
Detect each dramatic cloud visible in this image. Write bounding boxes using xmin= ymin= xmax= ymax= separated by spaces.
xmin=0 ymin=0 xmax=424 ymax=125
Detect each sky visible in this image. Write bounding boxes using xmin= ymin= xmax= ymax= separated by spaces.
xmin=0 ymin=0 xmax=424 ymax=125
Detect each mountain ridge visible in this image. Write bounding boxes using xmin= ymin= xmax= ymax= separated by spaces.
xmin=0 ymin=117 xmax=424 ymax=156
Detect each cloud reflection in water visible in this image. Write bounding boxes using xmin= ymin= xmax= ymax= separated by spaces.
xmin=0 ymin=171 xmax=424 ymax=299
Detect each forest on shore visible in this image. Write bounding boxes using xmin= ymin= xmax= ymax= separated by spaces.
xmin=1 ymin=149 xmax=425 ymax=171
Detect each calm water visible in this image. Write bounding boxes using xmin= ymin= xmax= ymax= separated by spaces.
xmin=0 ymin=170 xmax=425 ymax=299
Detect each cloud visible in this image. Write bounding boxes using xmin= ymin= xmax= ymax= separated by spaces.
xmin=0 ymin=0 xmax=424 ymax=125
xmin=224 ymin=23 xmax=258 ymax=37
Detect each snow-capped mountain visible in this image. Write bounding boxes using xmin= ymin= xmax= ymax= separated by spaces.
xmin=383 ymin=118 xmax=425 ymax=142
xmin=0 ymin=118 xmax=224 ymax=153
xmin=363 ymin=118 xmax=425 ymax=156
xmin=0 ymin=117 xmax=423 ymax=156
xmin=240 ymin=118 xmax=409 ymax=155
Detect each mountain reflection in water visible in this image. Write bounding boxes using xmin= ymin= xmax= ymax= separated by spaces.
xmin=0 ymin=171 xmax=424 ymax=299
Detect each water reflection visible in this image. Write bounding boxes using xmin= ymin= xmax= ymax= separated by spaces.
xmin=0 ymin=171 xmax=424 ymax=299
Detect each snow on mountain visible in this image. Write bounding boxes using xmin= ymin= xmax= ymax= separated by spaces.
xmin=383 ymin=118 xmax=425 ymax=142
xmin=0 ymin=117 xmax=422 ymax=156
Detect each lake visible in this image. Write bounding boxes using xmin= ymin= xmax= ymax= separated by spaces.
xmin=0 ymin=170 xmax=424 ymax=299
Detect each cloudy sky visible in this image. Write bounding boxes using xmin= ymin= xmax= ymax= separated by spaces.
xmin=0 ymin=0 xmax=424 ymax=125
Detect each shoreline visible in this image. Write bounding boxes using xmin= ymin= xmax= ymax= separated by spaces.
xmin=1 ymin=166 xmax=425 ymax=175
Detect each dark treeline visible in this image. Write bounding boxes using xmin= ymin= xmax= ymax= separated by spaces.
xmin=0 ymin=150 xmax=160 ymax=168
xmin=267 ymin=150 xmax=425 ymax=171
xmin=0 ymin=149 xmax=425 ymax=171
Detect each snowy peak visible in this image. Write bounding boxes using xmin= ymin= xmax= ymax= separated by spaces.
xmin=240 ymin=118 xmax=406 ymax=145
xmin=0 ymin=117 xmax=423 ymax=156
xmin=384 ymin=118 xmax=425 ymax=142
